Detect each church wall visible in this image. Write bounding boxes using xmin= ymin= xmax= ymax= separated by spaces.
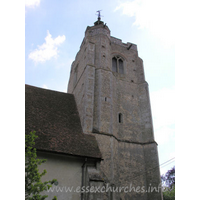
xmin=68 ymin=38 xmax=96 ymax=134
xmin=93 ymin=134 xmax=153 ymax=200
xmin=143 ymin=143 xmax=163 ymax=200
xmin=90 ymin=38 xmax=154 ymax=144
xmin=37 ymin=152 xmax=84 ymax=200
xmin=70 ymin=64 xmax=95 ymax=134
xmin=37 ymin=152 xmax=106 ymax=200
xmin=137 ymin=83 xmax=155 ymax=143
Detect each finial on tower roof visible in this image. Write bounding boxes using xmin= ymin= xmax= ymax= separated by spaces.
xmin=96 ymin=10 xmax=102 ymax=21
xmin=94 ymin=10 xmax=104 ymax=26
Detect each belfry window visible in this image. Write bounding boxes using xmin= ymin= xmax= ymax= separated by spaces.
xmin=112 ymin=56 xmax=124 ymax=74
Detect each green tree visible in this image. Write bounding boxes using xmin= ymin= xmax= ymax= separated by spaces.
xmin=25 ymin=131 xmax=57 ymax=200
xmin=162 ymin=186 xmax=175 ymax=200
xmin=161 ymin=166 xmax=175 ymax=200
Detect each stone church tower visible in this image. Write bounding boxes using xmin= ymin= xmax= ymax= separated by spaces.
xmin=68 ymin=17 xmax=162 ymax=200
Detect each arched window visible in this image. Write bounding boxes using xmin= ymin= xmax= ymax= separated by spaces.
xmin=112 ymin=56 xmax=124 ymax=74
xmin=118 ymin=113 xmax=123 ymax=123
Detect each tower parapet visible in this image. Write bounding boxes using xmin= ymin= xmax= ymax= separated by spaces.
xmin=110 ymin=36 xmax=137 ymax=51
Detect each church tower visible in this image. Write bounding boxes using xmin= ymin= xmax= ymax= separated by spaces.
xmin=68 ymin=15 xmax=162 ymax=200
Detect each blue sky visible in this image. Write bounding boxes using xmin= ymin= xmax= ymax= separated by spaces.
xmin=25 ymin=0 xmax=175 ymax=175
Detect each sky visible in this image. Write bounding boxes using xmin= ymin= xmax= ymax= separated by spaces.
xmin=25 ymin=0 xmax=175 ymax=175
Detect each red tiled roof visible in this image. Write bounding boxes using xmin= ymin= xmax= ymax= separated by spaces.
xmin=25 ymin=84 xmax=101 ymax=159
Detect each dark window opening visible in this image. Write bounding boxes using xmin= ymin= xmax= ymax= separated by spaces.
xmin=119 ymin=113 xmax=123 ymax=123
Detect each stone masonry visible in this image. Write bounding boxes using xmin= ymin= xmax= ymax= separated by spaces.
xmin=67 ymin=18 xmax=163 ymax=200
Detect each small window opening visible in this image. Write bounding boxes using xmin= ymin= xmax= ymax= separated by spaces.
xmin=119 ymin=113 xmax=123 ymax=123
xmin=105 ymin=97 xmax=107 ymax=101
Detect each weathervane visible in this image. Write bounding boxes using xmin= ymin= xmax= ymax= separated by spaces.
xmin=94 ymin=10 xmax=105 ymax=26
xmin=96 ymin=10 xmax=103 ymax=21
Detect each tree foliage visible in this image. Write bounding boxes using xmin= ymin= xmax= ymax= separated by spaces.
xmin=161 ymin=166 xmax=175 ymax=189
xmin=161 ymin=166 xmax=175 ymax=200
xmin=25 ymin=131 xmax=57 ymax=200
xmin=162 ymin=186 xmax=175 ymax=200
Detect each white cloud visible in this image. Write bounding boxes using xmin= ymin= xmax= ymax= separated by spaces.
xmin=114 ymin=0 xmax=175 ymax=48
xmin=155 ymin=126 xmax=174 ymax=145
xmin=29 ymin=31 xmax=66 ymax=63
xmin=150 ymin=87 xmax=175 ymax=129
xmin=150 ymin=87 xmax=175 ymax=144
xmin=42 ymin=84 xmax=48 ymax=89
xmin=25 ymin=0 xmax=40 ymax=8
